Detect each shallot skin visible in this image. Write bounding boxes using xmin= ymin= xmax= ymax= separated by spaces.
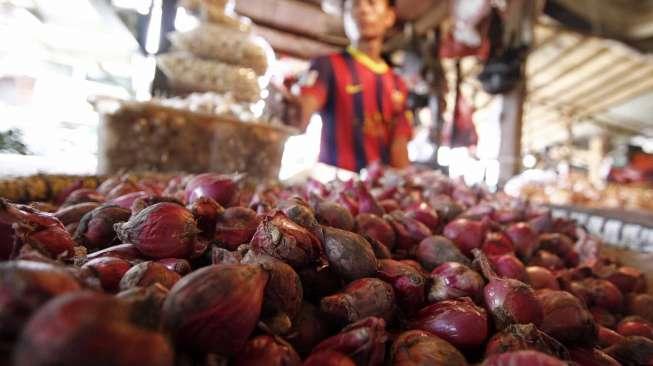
xmin=0 ymin=260 xmax=81 ymax=342
xmin=355 ymin=213 xmax=396 ymax=250
xmin=118 ymin=261 xmax=181 ymax=291
xmin=384 ymin=211 xmax=432 ymax=251
xmin=569 ymin=347 xmax=621 ymax=366
xmin=485 ymin=323 xmax=569 ymax=360
xmin=505 ymin=222 xmax=538 ymax=260
xmin=304 ymin=351 xmax=356 ymax=366
xmin=617 ymin=316 xmax=653 ymax=340
xmin=320 ymin=226 xmax=378 ymax=282
xmin=378 ymin=259 xmax=427 ymax=314
xmin=249 ymin=212 xmax=323 ymax=269
xmin=14 ymin=291 xmax=174 ymax=366
xmin=444 ymin=218 xmax=487 ymax=256
xmin=185 ymin=173 xmax=239 ymax=207
xmin=410 ymin=297 xmax=489 ymax=350
xmin=598 ymin=326 xmax=625 ymax=348
xmin=626 ymin=293 xmax=653 ymax=323
xmin=474 ymin=249 xmax=543 ymax=330
xmin=115 ymin=202 xmax=199 ymax=259
xmin=80 ymin=256 xmax=132 ymax=292
xmin=161 ymin=264 xmax=268 ymax=355
xmin=214 ymin=207 xmax=259 ymax=250
xmin=312 ymin=316 xmax=388 ymax=366
xmin=604 ymin=335 xmax=653 ymax=366
xmin=390 ymin=329 xmax=468 ymax=366
xmin=428 ymin=262 xmax=484 ymax=304
xmin=416 ymin=235 xmax=471 ymax=271
xmin=536 ymin=289 xmax=598 ymax=346
xmin=312 ymin=198 xmax=355 ymax=231
xmin=482 ymin=350 xmax=567 ymax=366
xmin=526 ymin=266 xmax=560 ymax=290
xmin=232 ymin=335 xmax=301 ymax=366
xmin=321 ymin=278 xmax=395 ymax=324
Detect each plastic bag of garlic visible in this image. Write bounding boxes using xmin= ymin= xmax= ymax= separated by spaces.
xmin=170 ymin=24 xmax=272 ymax=76
xmin=157 ymin=53 xmax=261 ymax=103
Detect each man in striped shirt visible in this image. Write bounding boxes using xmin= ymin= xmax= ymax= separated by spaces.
xmin=291 ymin=0 xmax=413 ymax=172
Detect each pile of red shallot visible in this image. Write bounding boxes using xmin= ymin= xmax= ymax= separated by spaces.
xmin=1 ymin=166 xmax=652 ymax=366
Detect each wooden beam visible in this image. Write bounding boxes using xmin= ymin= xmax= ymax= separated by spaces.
xmin=524 ymin=118 xmax=566 ymax=138
xmin=252 ymin=24 xmax=340 ymax=59
xmin=527 ymin=46 xmax=609 ymax=97
xmin=589 ymin=115 xmax=648 ymax=135
xmin=526 ymin=36 xmax=588 ymax=77
xmin=384 ymin=0 xmax=448 ymax=51
xmin=235 ymin=0 xmax=348 ymax=46
xmin=572 ymin=66 xmax=653 ymax=113
xmin=537 ymin=55 xmax=636 ymax=103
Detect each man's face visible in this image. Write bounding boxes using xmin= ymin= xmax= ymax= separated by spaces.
xmin=344 ymin=0 xmax=396 ymax=42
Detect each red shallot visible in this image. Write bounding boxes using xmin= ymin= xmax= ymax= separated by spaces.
xmin=185 ymin=173 xmax=240 ymax=206
xmin=115 ymin=202 xmax=199 ymax=259
xmin=473 ymin=249 xmax=543 ymax=330
xmin=355 ymin=213 xmax=396 ymax=250
xmin=320 ymin=226 xmax=378 ymax=282
xmin=482 ymin=350 xmax=567 ymax=366
xmin=390 ymin=329 xmax=468 ymax=366
xmin=119 ymin=261 xmax=181 ymax=290
xmin=321 ymin=278 xmax=395 ymax=324
xmin=377 ymin=259 xmax=426 ymax=314
xmin=250 ymin=212 xmax=324 ymax=269
xmin=73 ymin=205 xmax=131 ymax=250
xmin=415 ymin=235 xmax=471 ymax=271
xmin=80 ymin=256 xmax=132 ymax=292
xmin=312 ymin=316 xmax=387 ymax=366
xmin=428 ymin=262 xmax=484 ymax=304
xmin=214 ymin=207 xmax=260 ymax=250
xmin=232 ymin=335 xmax=301 ymax=366
xmin=14 ymin=291 xmax=173 ymax=366
xmin=162 ymin=264 xmax=268 ymax=354
xmin=444 ymin=218 xmax=488 ymax=256
xmin=617 ymin=315 xmax=653 ymax=340
xmin=526 ymin=266 xmax=560 ymax=290
xmin=410 ymin=297 xmax=489 ymax=349
xmin=485 ymin=323 xmax=569 ymax=360
xmin=536 ymin=289 xmax=598 ymax=346
xmin=505 ymin=222 xmax=539 ymax=260
xmin=569 ymin=347 xmax=621 ymax=366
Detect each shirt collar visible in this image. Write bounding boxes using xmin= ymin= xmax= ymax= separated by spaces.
xmin=346 ymin=46 xmax=389 ymax=74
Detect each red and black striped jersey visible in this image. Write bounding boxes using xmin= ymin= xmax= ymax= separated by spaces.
xmin=301 ymin=46 xmax=413 ymax=172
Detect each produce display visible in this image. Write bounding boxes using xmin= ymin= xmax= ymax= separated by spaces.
xmin=1 ymin=166 xmax=652 ymax=365
xmin=507 ymin=172 xmax=653 ymax=213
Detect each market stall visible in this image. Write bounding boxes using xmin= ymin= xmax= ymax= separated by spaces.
xmin=1 ymin=0 xmax=653 ymax=365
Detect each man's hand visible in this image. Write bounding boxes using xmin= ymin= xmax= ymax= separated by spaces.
xmin=281 ymin=88 xmax=320 ymax=133
xmin=390 ymin=136 xmax=410 ymax=169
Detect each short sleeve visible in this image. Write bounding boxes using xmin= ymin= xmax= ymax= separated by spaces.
xmin=299 ymin=56 xmax=332 ymax=110
xmin=392 ymin=76 xmax=414 ymax=140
